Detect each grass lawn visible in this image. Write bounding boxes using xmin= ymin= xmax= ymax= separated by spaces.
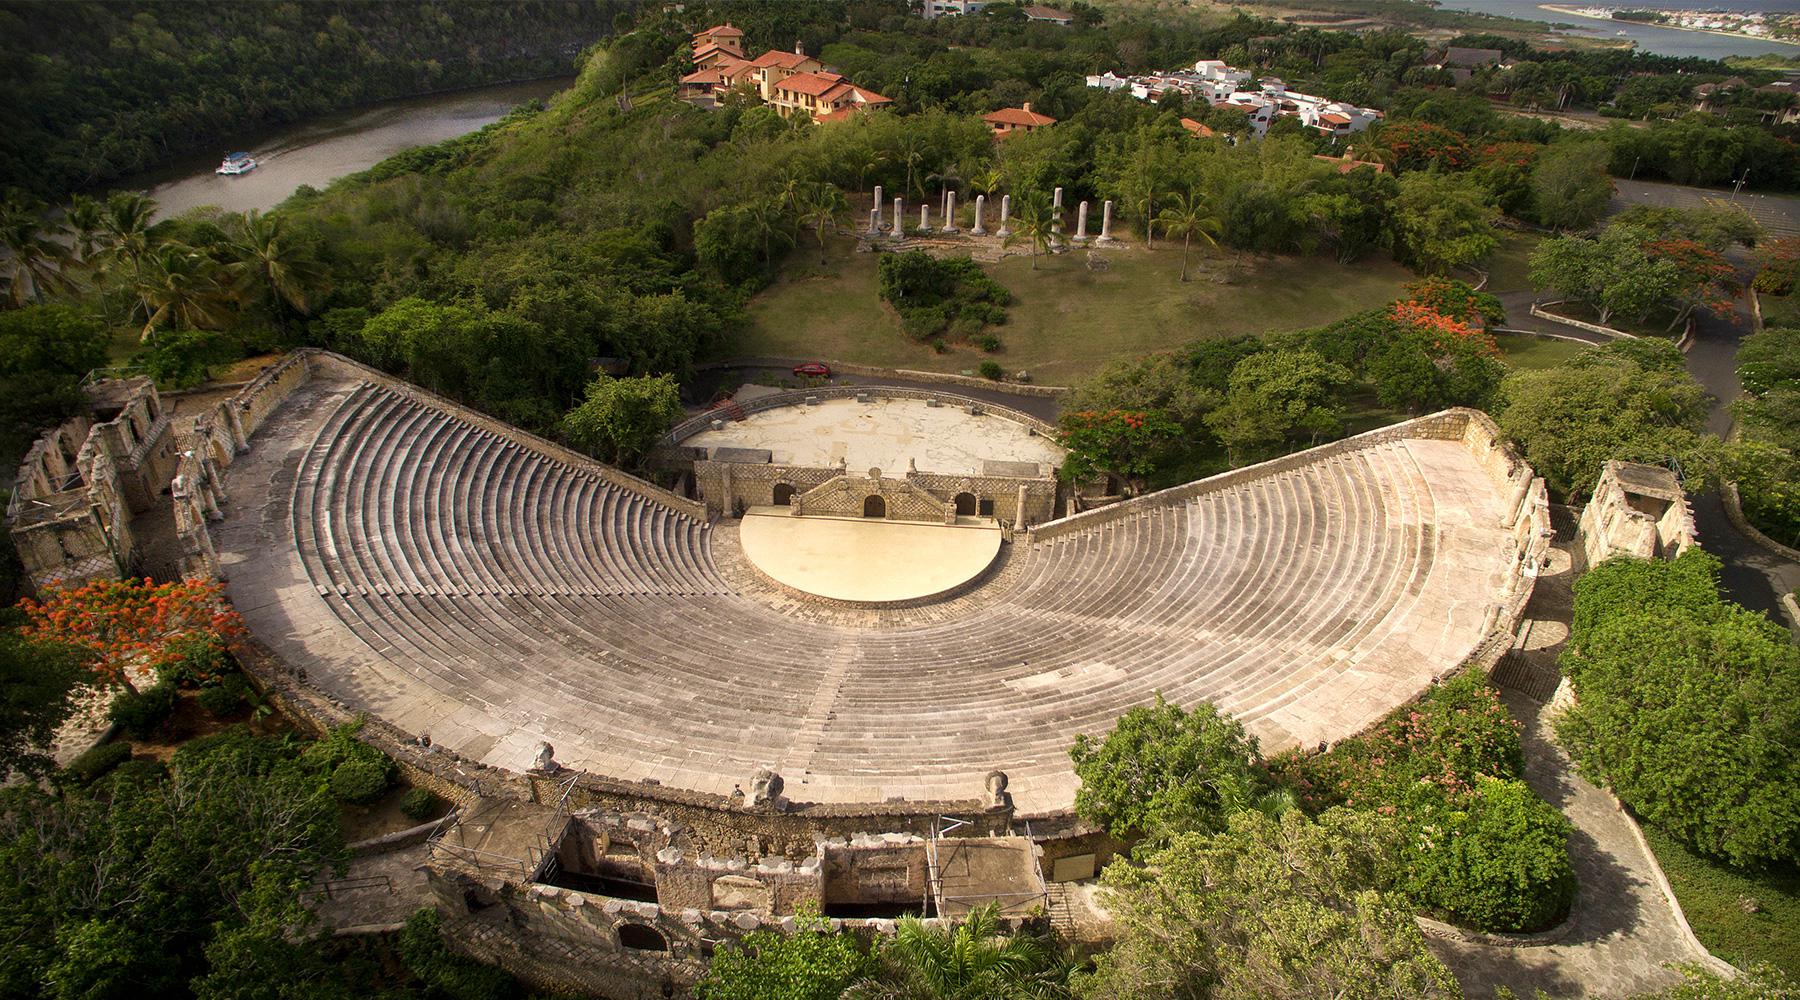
xmin=1485 ymin=230 xmax=1542 ymax=295
xmin=730 ymin=236 xmax=1414 ymax=385
xmin=1762 ymin=292 xmax=1800 ymax=329
xmin=1639 ymin=822 xmax=1800 ymax=976
xmin=1496 ymin=331 xmax=1590 ymax=370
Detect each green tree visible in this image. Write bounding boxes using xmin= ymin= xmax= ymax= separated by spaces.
xmin=846 ymin=904 xmax=1071 ymax=1000
xmin=0 ymin=189 xmax=74 ymax=307
xmin=1528 ymin=141 xmax=1613 ymax=231
xmin=1392 ymin=171 xmax=1498 ymax=274
xmin=1494 ymin=340 xmax=1715 ymax=499
xmin=1055 ymin=409 xmax=1181 ymax=495
xmin=798 ymin=183 xmax=848 ymax=266
xmin=1631 ymin=964 xmax=1800 ymax=1000
xmin=1559 ymin=550 xmax=1800 ymax=868
xmin=699 ymin=909 xmax=877 ymax=1000
xmin=560 ymin=373 xmax=683 ymax=468
xmin=1156 ymin=189 xmax=1222 ymax=284
xmin=0 ymin=629 xmax=92 ymax=781
xmin=1079 ymin=810 xmax=1461 ymax=1000
xmin=1002 ymin=194 xmax=1055 ymax=270
xmin=0 ymin=303 xmax=110 ymax=450
xmin=224 ymin=210 xmax=331 ymax=326
xmin=1069 ymin=696 xmax=1265 ymax=843
xmin=1529 ymin=225 xmax=1680 ymax=328
xmin=1205 ymin=348 xmax=1351 ymax=463
xmin=135 ymin=244 xmax=233 ymax=342
xmin=1404 ymin=776 xmax=1574 ymax=932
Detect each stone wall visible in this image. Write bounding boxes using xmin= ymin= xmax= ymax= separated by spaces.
xmin=6 ymin=378 xmax=180 ymax=593
xmin=662 ymin=385 xmax=1059 ymax=448
xmin=1575 ymin=461 xmax=1696 ymax=572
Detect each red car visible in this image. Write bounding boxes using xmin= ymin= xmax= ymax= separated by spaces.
xmin=792 ymin=362 xmax=831 ymax=378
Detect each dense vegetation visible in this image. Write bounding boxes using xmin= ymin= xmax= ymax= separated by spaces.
xmin=1560 ymin=550 xmax=1800 ymax=869
xmin=0 ymin=0 xmax=629 ymax=199
xmin=876 ymin=251 xmax=1011 ymax=347
xmin=1733 ymin=277 xmax=1800 ymax=547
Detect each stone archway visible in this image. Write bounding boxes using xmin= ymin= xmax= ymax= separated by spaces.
xmin=773 ymin=483 xmax=795 ymax=507
xmin=954 ymin=492 xmax=977 ymax=516
xmin=863 ymin=495 xmax=887 ymax=519
xmin=618 ymin=924 xmax=668 ymax=952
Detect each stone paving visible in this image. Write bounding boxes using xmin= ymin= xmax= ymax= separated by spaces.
xmin=684 ymin=396 xmax=1062 ymax=476
xmin=214 ymin=372 xmax=1520 ymax=814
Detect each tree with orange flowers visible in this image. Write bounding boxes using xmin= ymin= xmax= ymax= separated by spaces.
xmin=18 ymin=577 xmax=243 ymax=689
xmin=1057 ymin=408 xmax=1180 ymax=494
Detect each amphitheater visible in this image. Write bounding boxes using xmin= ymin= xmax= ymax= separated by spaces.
xmin=183 ymin=353 xmax=1551 ymax=814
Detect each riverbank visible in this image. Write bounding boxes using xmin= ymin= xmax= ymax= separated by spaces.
xmin=129 ymin=76 xmax=572 ymax=219
xmin=1539 ymin=4 xmax=1800 ymax=49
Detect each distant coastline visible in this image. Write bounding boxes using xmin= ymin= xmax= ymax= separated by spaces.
xmin=1538 ymin=4 xmax=1800 ymax=49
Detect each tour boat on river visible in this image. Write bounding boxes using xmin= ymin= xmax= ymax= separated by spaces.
xmin=215 ymin=152 xmax=257 ymax=176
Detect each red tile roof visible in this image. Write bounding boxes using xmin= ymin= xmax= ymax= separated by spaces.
xmin=983 ymin=106 xmax=1057 ymax=127
xmin=1319 ymin=112 xmax=1352 ymax=125
xmin=697 ymin=24 xmax=743 ymax=37
xmin=749 ymin=49 xmax=814 ymax=71
xmin=776 ymin=71 xmax=848 ymax=97
xmin=1180 ymin=117 xmax=1215 ymax=137
xmin=1022 ymin=5 xmax=1074 ymax=19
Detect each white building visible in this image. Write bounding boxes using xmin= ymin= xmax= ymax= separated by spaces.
xmin=921 ymin=0 xmax=988 ymax=18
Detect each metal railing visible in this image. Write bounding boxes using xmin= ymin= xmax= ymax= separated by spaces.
xmin=301 ymin=874 xmax=394 ymax=900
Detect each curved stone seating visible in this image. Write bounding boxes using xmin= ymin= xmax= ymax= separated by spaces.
xmin=213 ymin=373 xmax=1519 ymax=813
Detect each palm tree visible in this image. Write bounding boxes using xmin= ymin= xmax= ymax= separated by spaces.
xmin=745 ymin=197 xmax=796 ymax=265
xmin=898 ymin=135 xmax=929 ymax=199
xmin=798 ymin=182 xmax=848 ymax=265
xmin=94 ymin=191 xmax=162 ymax=283
xmin=65 ymin=193 xmax=104 ymax=263
xmin=136 ymin=244 xmax=233 ymax=342
xmin=1156 ymin=189 xmax=1223 ymax=283
xmin=969 ymin=167 xmax=1004 ymax=199
xmin=0 ymin=189 xmax=75 ymax=307
xmin=845 ymin=904 xmax=1072 ymax=1000
xmin=847 ymin=146 xmax=888 ymax=194
xmin=1002 ymin=194 xmax=1055 ymax=270
xmin=225 ymin=209 xmax=331 ymax=325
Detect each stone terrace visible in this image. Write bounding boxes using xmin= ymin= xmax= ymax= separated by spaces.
xmin=215 ymin=369 xmax=1523 ymax=814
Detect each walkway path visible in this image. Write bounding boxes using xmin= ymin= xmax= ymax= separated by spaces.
xmin=1432 ymin=552 xmax=1715 ymax=998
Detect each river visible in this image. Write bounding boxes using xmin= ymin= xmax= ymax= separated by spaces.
xmin=130 ymin=76 xmax=571 ymax=220
xmin=1440 ymin=0 xmax=1800 ymax=60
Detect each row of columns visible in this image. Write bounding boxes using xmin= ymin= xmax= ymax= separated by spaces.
xmin=865 ymin=183 xmax=1115 ymax=243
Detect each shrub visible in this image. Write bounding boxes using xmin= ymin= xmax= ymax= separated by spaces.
xmin=1069 ymin=695 xmax=1265 ymax=842
xmin=876 ymin=251 xmax=1011 ymax=342
xmin=195 ymin=674 xmax=248 ymax=718
xmin=976 ymin=333 xmax=1002 ymax=352
xmin=155 ymin=633 xmax=229 ymax=687
xmin=1407 ymin=777 xmax=1575 ymax=931
xmin=107 ymin=758 xmax=168 ymax=787
xmin=108 ymin=682 xmax=178 ymax=740
xmin=399 ymin=909 xmax=515 ymax=1000
xmin=401 ymin=787 xmax=441 ymax=822
xmin=978 ymin=361 xmax=1004 ymax=381
xmin=62 ymin=741 xmax=131 ymax=785
xmin=330 ymin=756 xmax=392 ymax=804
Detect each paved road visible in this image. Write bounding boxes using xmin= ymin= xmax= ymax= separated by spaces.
xmin=1612 ymin=178 xmax=1800 ymax=241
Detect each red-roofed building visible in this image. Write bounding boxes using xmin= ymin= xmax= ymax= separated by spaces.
xmin=692 ymin=24 xmax=744 ymax=53
xmin=773 ymin=71 xmax=892 ymax=122
xmin=679 ymin=55 xmax=753 ymax=101
xmin=1022 ymin=5 xmax=1075 ymax=25
xmin=982 ymin=103 xmax=1057 ymax=137
xmin=748 ymin=45 xmax=824 ymax=101
xmin=1179 ymin=117 xmax=1215 ymax=138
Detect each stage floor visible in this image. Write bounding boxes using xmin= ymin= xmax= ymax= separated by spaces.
xmin=737 ymin=508 xmax=1003 ymax=603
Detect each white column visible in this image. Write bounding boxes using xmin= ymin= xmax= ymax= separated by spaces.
xmin=1075 ymin=200 xmax=1090 ymax=242
xmin=919 ymin=203 xmax=932 ymax=232
xmin=868 ymin=208 xmax=880 ymax=235
xmin=873 ymin=184 xmax=884 ymax=229
xmin=1051 ymin=186 xmax=1064 ymax=235
xmin=893 ymin=197 xmax=904 ymax=238
xmin=943 ymin=190 xmax=958 ymax=233
xmin=972 ymin=195 xmax=987 ymax=235
xmin=997 ymin=194 xmax=1011 ymax=237
xmin=1099 ymin=199 xmax=1115 ymax=242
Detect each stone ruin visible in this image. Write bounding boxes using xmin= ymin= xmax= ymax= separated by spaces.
xmin=1575 ymin=460 xmax=1696 ymax=572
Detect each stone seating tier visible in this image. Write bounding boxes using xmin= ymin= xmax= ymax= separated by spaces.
xmin=213 ymin=374 xmax=1517 ymax=814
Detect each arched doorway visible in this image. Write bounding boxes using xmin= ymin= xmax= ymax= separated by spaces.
xmin=773 ymin=483 xmax=795 ymax=507
xmin=618 ymin=924 xmax=668 ymax=952
xmin=954 ymin=492 xmax=977 ymax=516
xmin=863 ymin=495 xmax=887 ymax=519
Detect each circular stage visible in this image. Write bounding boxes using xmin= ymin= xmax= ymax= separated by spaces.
xmin=736 ymin=508 xmax=1003 ymax=603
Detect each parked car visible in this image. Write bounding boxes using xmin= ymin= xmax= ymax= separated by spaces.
xmin=793 ymin=362 xmax=831 ymax=378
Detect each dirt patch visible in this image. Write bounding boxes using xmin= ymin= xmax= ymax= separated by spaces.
xmin=340 ymin=782 xmax=446 ymax=844
xmin=121 ymin=689 xmax=295 ymax=764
